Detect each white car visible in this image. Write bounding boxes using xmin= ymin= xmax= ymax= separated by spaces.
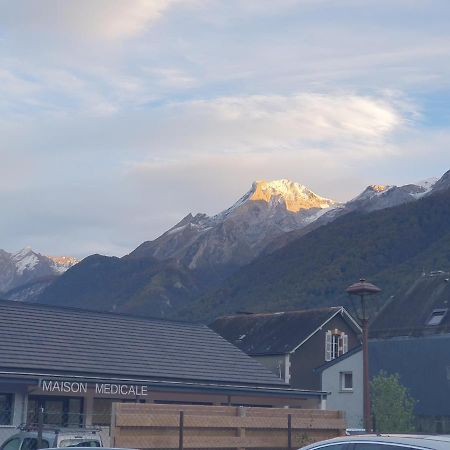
xmin=300 ymin=435 xmax=450 ymax=450
xmin=0 ymin=428 xmax=103 ymax=450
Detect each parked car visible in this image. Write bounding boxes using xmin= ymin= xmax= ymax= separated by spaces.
xmin=300 ymin=435 xmax=450 ymax=450
xmin=0 ymin=427 xmax=103 ymax=450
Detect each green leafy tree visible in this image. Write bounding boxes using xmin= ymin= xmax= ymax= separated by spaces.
xmin=371 ymin=371 xmax=416 ymax=433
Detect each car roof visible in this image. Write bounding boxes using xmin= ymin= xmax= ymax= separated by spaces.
xmin=301 ymin=434 xmax=450 ymax=450
xmin=8 ymin=431 xmax=102 ymax=440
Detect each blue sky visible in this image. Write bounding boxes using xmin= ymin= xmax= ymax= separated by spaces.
xmin=1 ymin=0 xmax=450 ymax=257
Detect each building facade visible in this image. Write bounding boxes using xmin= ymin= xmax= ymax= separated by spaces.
xmin=370 ymin=271 xmax=450 ymax=433
xmin=210 ymin=307 xmax=362 ymax=391
xmin=317 ymin=347 xmax=363 ymax=430
xmin=0 ymin=300 xmax=327 ymax=443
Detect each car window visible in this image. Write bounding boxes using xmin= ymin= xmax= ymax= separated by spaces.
xmin=310 ymin=444 xmax=349 ymax=450
xmin=353 ymin=444 xmax=417 ymax=450
xmin=1 ymin=439 xmax=21 ymax=450
xmin=58 ymin=440 xmax=101 ymax=448
xmin=21 ymin=439 xmax=49 ymax=450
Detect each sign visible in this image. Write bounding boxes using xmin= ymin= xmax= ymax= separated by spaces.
xmin=40 ymin=380 xmax=148 ymax=396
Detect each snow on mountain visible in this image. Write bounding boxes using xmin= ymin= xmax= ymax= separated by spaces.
xmin=12 ymin=247 xmax=39 ymax=275
xmin=48 ymin=256 xmax=80 ymax=273
xmin=415 ymin=177 xmax=438 ymax=192
xmin=428 ymin=169 xmax=450 ymax=194
xmin=327 ymin=177 xmax=438 ymax=217
xmin=264 ymin=175 xmax=443 ymax=255
xmin=0 ymin=247 xmax=78 ymax=295
xmin=129 ymin=179 xmax=338 ymax=270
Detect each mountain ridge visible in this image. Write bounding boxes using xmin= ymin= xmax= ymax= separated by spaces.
xmin=35 ymin=170 xmax=449 ymax=320
xmin=0 ymin=247 xmax=78 ymax=296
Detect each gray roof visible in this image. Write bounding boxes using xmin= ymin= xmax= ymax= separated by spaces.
xmin=210 ymin=307 xmax=359 ymax=355
xmin=0 ymin=299 xmax=285 ymax=387
xmin=371 ymin=272 xmax=450 ymax=338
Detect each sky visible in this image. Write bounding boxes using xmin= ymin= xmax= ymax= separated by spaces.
xmin=1 ymin=0 xmax=450 ymax=258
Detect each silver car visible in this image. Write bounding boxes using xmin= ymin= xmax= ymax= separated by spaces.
xmin=0 ymin=429 xmax=103 ymax=450
xmin=300 ymin=435 xmax=450 ymax=450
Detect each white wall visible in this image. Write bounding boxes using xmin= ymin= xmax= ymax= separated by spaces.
xmin=321 ymin=350 xmax=363 ymax=430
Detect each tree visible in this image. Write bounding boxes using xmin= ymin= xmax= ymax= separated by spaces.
xmin=371 ymin=371 xmax=416 ymax=433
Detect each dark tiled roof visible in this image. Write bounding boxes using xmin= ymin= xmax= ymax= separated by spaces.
xmin=371 ymin=272 xmax=450 ymax=338
xmin=0 ymin=300 xmax=285 ymax=387
xmin=210 ymin=307 xmax=350 ymax=355
xmin=370 ymin=336 xmax=450 ymax=416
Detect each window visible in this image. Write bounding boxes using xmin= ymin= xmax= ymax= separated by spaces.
xmin=309 ymin=444 xmax=349 ymax=450
xmin=59 ymin=440 xmax=100 ymax=448
xmin=325 ymin=330 xmax=348 ymax=361
xmin=0 ymin=393 xmax=13 ymax=425
xmin=21 ymin=439 xmax=49 ymax=450
xmin=426 ymin=308 xmax=448 ymax=326
xmin=27 ymin=396 xmax=83 ymax=427
xmin=353 ymin=444 xmax=419 ymax=450
xmin=340 ymin=372 xmax=353 ymax=391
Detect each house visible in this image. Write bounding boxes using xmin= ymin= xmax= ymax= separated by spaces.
xmin=210 ymin=306 xmax=362 ymax=391
xmin=315 ymin=346 xmax=363 ymax=430
xmin=369 ymin=271 xmax=450 ymax=433
xmin=0 ymin=300 xmax=328 ymax=443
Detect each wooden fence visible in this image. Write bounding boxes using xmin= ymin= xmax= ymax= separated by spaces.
xmin=111 ymin=403 xmax=346 ymax=449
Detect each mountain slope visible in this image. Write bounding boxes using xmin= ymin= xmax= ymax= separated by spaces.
xmin=186 ymin=185 xmax=450 ymax=322
xmin=36 ymin=172 xmax=449 ymax=320
xmin=38 ymin=180 xmax=337 ymax=317
xmin=39 ymin=254 xmax=204 ymax=317
xmin=129 ymin=179 xmax=336 ymax=271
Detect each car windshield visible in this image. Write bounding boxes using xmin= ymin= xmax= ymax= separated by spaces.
xmin=1 ymin=438 xmax=21 ymax=450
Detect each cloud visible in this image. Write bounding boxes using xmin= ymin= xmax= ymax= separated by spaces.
xmin=1 ymin=0 xmax=450 ymax=257
xmin=0 ymin=0 xmax=176 ymax=41
xmin=117 ymin=92 xmax=409 ymax=162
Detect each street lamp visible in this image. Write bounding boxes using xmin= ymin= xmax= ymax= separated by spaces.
xmin=346 ymin=278 xmax=381 ymax=432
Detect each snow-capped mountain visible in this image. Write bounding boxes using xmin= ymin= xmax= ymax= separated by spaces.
xmin=129 ymin=179 xmax=337 ymax=271
xmin=428 ymin=169 xmax=450 ymax=193
xmin=0 ymin=247 xmax=78 ymax=295
xmin=37 ymin=170 xmax=450 ymax=320
xmin=311 ymin=177 xmax=438 ymax=225
xmin=265 ymin=176 xmax=440 ymax=253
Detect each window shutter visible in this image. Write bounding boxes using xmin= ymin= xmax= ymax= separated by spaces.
xmin=325 ymin=331 xmax=332 ymax=361
xmin=342 ymin=333 xmax=348 ymax=354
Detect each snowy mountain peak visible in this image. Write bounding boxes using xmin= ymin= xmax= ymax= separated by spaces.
xmin=48 ymin=256 xmax=80 ymax=273
xmin=415 ymin=177 xmax=438 ymax=191
xmin=351 ymin=184 xmax=394 ymax=203
xmin=249 ymin=179 xmax=335 ymax=212
xmin=12 ymin=247 xmax=39 ymax=275
xmin=368 ymin=184 xmax=390 ymax=193
xmin=0 ymin=247 xmax=79 ymax=293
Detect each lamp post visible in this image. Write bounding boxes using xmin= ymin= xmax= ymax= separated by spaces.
xmin=346 ymin=278 xmax=381 ymax=432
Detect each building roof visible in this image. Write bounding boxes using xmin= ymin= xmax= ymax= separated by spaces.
xmin=371 ymin=271 xmax=450 ymax=338
xmin=370 ymin=335 xmax=450 ymax=416
xmin=0 ymin=299 xmax=286 ymax=387
xmin=210 ymin=306 xmax=360 ymax=355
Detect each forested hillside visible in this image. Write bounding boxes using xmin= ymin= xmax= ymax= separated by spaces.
xmin=187 ymin=187 xmax=450 ymax=322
